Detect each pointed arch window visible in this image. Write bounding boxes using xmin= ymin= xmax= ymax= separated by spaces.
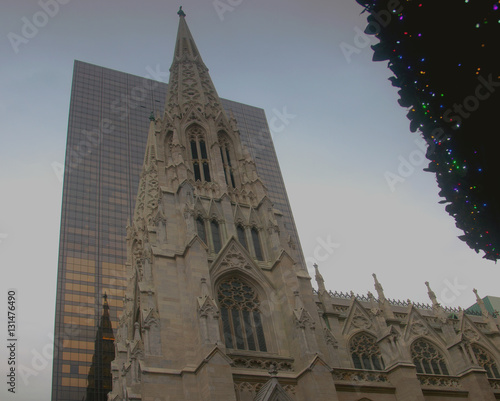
xmin=236 ymin=224 xmax=248 ymax=250
xmin=218 ymin=132 xmax=236 ymax=188
xmin=251 ymin=227 xmax=264 ymax=261
xmin=350 ymin=333 xmax=385 ymax=371
xmin=210 ymin=220 xmax=222 ymax=253
xmin=411 ymin=339 xmax=449 ymax=375
xmin=217 ymin=277 xmax=267 ymax=352
xmin=196 ymin=216 xmax=207 ymax=244
xmin=189 ymin=126 xmax=211 ymax=182
xmin=471 ymin=344 xmax=500 ymax=378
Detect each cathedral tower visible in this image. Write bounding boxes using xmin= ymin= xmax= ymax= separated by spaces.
xmin=109 ymin=9 xmax=333 ymax=401
xmin=109 ymin=10 xmax=500 ymax=401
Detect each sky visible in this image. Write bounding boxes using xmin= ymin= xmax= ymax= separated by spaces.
xmin=1 ymin=0 xmax=499 ymax=399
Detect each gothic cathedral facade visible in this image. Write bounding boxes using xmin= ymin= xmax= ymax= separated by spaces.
xmin=109 ymin=12 xmax=500 ymax=401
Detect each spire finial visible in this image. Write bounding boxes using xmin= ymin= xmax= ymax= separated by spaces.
xmin=103 ymin=292 xmax=109 ymax=310
xmin=425 ymin=281 xmax=439 ymax=306
xmin=314 ymin=263 xmax=326 ymax=294
xmin=149 ymin=111 xmax=155 ymax=121
xmin=177 ymin=6 xmax=186 ymax=17
xmin=372 ymin=273 xmax=386 ymax=301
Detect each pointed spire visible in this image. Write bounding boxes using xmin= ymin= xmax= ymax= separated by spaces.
xmin=425 ymin=281 xmax=440 ymax=307
xmin=425 ymin=281 xmax=449 ymax=324
xmin=314 ymin=263 xmax=327 ymax=294
xmin=165 ymin=10 xmax=224 ymax=119
xmin=473 ymin=288 xmax=488 ymax=316
xmin=103 ymin=292 xmax=109 ymax=313
xmin=372 ymin=273 xmax=386 ymax=301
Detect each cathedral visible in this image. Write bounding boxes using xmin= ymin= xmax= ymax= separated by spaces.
xmin=108 ymin=10 xmax=500 ymax=401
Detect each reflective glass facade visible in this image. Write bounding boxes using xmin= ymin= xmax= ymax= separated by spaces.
xmin=52 ymin=60 xmax=304 ymax=400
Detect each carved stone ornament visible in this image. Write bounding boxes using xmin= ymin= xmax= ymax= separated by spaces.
xmin=220 ymin=246 xmax=252 ymax=270
xmin=410 ymin=321 xmax=429 ymax=336
xmin=352 ymin=313 xmax=371 ymax=330
xmin=463 ymin=328 xmax=480 ymax=342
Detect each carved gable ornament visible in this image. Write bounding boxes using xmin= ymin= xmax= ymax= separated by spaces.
xmin=342 ymin=298 xmax=374 ymax=335
xmin=403 ymin=306 xmax=442 ymax=345
xmin=210 ymin=239 xmax=274 ymax=291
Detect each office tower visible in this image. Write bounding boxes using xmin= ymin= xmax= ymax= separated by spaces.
xmin=51 ymin=58 xmax=303 ymax=400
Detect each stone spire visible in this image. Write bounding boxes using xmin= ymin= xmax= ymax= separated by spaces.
xmin=132 ymin=118 xmax=160 ymax=226
xmin=425 ymin=281 xmax=439 ymax=307
xmin=425 ymin=281 xmax=448 ymax=324
xmin=314 ymin=263 xmax=327 ymax=294
xmin=165 ymin=10 xmax=223 ymax=119
xmin=473 ymin=288 xmax=488 ymax=316
xmin=372 ymin=273 xmax=394 ymax=320
xmin=372 ymin=273 xmax=386 ymax=302
xmin=86 ymin=293 xmax=115 ymax=401
xmin=472 ymin=288 xmax=499 ymax=332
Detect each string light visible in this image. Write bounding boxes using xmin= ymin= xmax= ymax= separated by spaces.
xmin=356 ymin=0 xmax=500 ymax=261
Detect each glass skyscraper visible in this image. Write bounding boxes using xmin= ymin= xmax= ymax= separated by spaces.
xmin=51 ymin=60 xmax=304 ymax=400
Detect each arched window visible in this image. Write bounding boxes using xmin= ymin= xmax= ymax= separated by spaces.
xmin=211 ymin=220 xmax=222 ymax=253
xmin=196 ymin=216 xmax=206 ymax=244
xmin=218 ymin=132 xmax=236 ymax=188
xmin=471 ymin=344 xmax=500 ymax=378
xmin=236 ymin=224 xmax=248 ymax=250
xmin=189 ymin=126 xmax=211 ymax=182
xmin=251 ymin=227 xmax=264 ymax=261
xmin=411 ymin=339 xmax=449 ymax=375
xmin=217 ymin=277 xmax=267 ymax=352
xmin=350 ymin=333 xmax=385 ymax=371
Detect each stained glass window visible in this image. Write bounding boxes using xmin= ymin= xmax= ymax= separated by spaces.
xmin=217 ymin=277 xmax=267 ymax=352
xmin=350 ymin=333 xmax=385 ymax=371
xmin=472 ymin=344 xmax=500 ymax=379
xmin=189 ymin=126 xmax=211 ymax=182
xmin=411 ymin=339 xmax=449 ymax=375
xmin=237 ymin=225 xmax=247 ymax=250
xmin=251 ymin=228 xmax=263 ymax=261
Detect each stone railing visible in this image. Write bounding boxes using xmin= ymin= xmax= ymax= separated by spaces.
xmin=417 ymin=374 xmax=461 ymax=388
xmin=315 ymin=289 xmax=494 ymax=318
xmin=332 ymin=368 xmax=389 ymax=384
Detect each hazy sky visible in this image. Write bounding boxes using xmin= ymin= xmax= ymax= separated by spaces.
xmin=1 ymin=1 xmax=498 ymax=399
